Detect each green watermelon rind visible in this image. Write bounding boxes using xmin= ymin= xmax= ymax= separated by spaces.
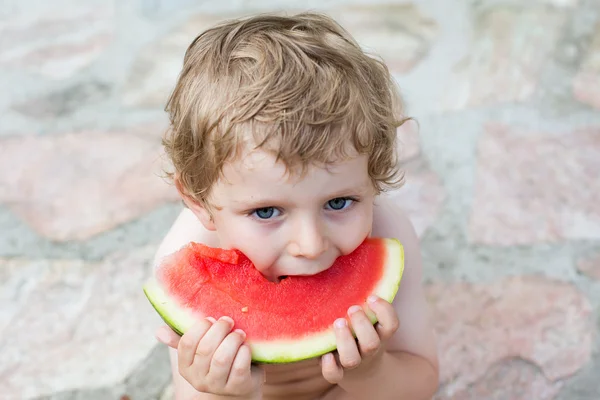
xmin=143 ymin=238 xmax=404 ymax=364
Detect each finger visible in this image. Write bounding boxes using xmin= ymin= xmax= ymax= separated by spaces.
xmin=207 ymin=329 xmax=246 ymax=388
xmin=226 ymin=344 xmax=256 ymax=392
xmin=197 ymin=316 xmax=235 ymax=353
xmin=178 ymin=318 xmax=214 ymax=369
xmin=321 ymin=352 xmax=344 ymax=384
xmin=333 ymin=318 xmax=361 ymax=369
xmin=156 ymin=325 xmax=181 ymax=349
xmin=348 ymin=305 xmax=381 ymax=358
xmin=367 ymin=296 xmax=400 ymax=340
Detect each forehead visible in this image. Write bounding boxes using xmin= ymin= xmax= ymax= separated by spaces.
xmin=215 ymin=148 xmax=371 ymax=198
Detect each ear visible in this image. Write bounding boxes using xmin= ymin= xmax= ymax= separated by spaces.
xmin=175 ymin=177 xmax=216 ymax=231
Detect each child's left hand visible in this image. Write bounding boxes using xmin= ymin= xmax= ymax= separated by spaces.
xmin=320 ymin=295 xmax=399 ymax=384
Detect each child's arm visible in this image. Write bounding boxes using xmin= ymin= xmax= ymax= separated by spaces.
xmin=321 ymin=196 xmax=439 ymax=400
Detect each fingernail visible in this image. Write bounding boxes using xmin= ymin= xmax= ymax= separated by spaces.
xmin=334 ymin=318 xmax=347 ymax=328
xmin=348 ymin=305 xmax=362 ymax=315
xmin=219 ymin=315 xmax=234 ymax=325
xmin=206 ymin=316 xmax=217 ymax=323
xmin=367 ymin=295 xmax=378 ymax=304
xmin=234 ymin=329 xmax=246 ymax=339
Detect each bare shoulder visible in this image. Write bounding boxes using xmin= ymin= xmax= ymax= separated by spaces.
xmin=372 ymin=195 xmax=439 ymax=368
xmin=154 ymin=208 xmax=219 ymax=266
xmin=372 ymin=194 xmax=419 ymax=246
xmin=154 ymin=209 xmax=222 ymax=399
xmin=372 ymin=194 xmax=421 ymax=278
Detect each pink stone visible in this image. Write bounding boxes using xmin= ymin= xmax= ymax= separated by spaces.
xmin=577 ymin=253 xmax=600 ymax=280
xmin=469 ymin=124 xmax=600 ymax=245
xmin=0 ymin=5 xmax=115 ymax=79
xmin=388 ymin=166 xmax=446 ymax=238
xmin=443 ymin=6 xmax=565 ymax=110
xmin=0 ymin=123 xmax=180 ymax=242
xmin=573 ymin=23 xmax=600 ymax=110
xmin=428 ymin=276 xmax=593 ymax=398
xmin=0 ymin=248 xmax=160 ymax=399
xmin=435 ymin=358 xmax=563 ymax=400
xmin=329 ymin=4 xmax=438 ymax=74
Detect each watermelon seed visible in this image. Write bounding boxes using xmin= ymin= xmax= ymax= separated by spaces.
xmin=241 ymin=306 xmax=249 ymax=313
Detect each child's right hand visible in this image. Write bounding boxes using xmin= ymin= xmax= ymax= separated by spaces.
xmin=156 ymin=317 xmax=264 ymax=399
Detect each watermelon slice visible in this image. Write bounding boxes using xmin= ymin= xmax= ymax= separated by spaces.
xmin=143 ymin=237 xmax=404 ymax=363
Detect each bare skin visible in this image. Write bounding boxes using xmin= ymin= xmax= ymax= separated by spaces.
xmin=153 ymin=152 xmax=439 ymax=400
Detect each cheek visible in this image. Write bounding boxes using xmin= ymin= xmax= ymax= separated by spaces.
xmin=215 ymin=217 xmax=281 ymax=267
xmin=335 ymin=205 xmax=374 ymax=255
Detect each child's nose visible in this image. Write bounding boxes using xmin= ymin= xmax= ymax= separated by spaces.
xmin=287 ymin=218 xmax=328 ymax=259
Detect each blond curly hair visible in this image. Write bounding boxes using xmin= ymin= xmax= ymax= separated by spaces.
xmin=163 ymin=12 xmax=409 ymax=204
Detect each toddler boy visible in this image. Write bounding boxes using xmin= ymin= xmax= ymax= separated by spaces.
xmin=154 ymin=12 xmax=439 ymax=400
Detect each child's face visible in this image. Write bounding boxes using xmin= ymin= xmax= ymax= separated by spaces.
xmin=204 ymin=149 xmax=376 ymax=282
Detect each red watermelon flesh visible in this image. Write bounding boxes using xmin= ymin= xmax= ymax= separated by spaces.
xmin=144 ymin=237 xmax=404 ymax=363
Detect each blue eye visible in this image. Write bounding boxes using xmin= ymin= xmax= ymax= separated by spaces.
xmin=327 ymin=198 xmax=352 ymax=210
xmin=253 ymin=207 xmax=279 ymax=219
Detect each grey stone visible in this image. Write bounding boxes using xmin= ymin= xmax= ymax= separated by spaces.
xmin=12 ymin=81 xmax=111 ymax=119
